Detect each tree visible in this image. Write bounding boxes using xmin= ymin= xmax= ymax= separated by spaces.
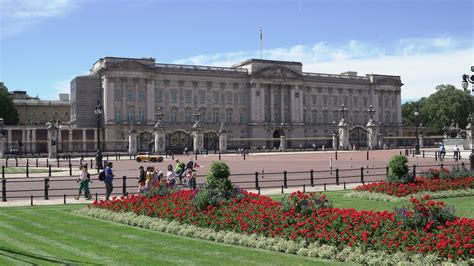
xmin=401 ymin=84 xmax=474 ymax=134
xmin=0 ymin=82 xmax=19 ymax=125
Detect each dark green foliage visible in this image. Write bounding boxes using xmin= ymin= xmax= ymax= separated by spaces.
xmin=281 ymin=193 xmax=332 ymax=216
xmin=448 ymin=165 xmax=470 ymax=179
xmin=0 ymin=82 xmax=19 ymax=125
xmin=192 ymin=161 xmax=242 ymax=210
xmin=402 ymin=84 xmax=474 ymax=134
xmin=387 ymin=155 xmax=414 ymax=184
xmin=143 ymin=184 xmax=177 ymax=198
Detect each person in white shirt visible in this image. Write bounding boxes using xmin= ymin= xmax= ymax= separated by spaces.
xmin=166 ymin=164 xmax=176 ymax=187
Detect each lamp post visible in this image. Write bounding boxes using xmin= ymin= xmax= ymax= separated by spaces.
xmin=338 ymin=104 xmax=347 ymax=120
xmin=368 ymin=105 xmax=375 ymax=121
xmin=332 ymin=121 xmax=336 ymax=134
xmin=155 ymin=107 xmax=164 ymax=127
xmin=414 ymin=109 xmax=420 ymax=154
xmin=193 ymin=108 xmax=202 ymax=128
xmin=94 ymin=101 xmax=103 ymax=169
xmin=461 ymin=66 xmax=474 ymax=170
xmin=0 ymin=118 xmax=4 ymax=158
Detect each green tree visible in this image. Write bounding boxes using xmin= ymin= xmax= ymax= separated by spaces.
xmin=401 ymin=84 xmax=474 ymax=134
xmin=0 ymin=82 xmax=19 ymax=125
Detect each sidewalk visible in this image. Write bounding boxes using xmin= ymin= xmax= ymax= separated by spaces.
xmin=0 ymin=183 xmax=362 ymax=207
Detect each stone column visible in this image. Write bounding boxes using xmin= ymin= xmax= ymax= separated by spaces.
xmin=21 ymin=129 xmax=26 ymax=154
xmin=193 ymin=129 xmax=204 ymax=153
xmin=154 ymin=128 xmax=166 ymax=154
xmin=366 ymin=119 xmax=379 ymax=150
xmin=270 ymin=85 xmax=275 ymax=122
xmin=219 ymin=132 xmax=227 ymax=153
xmin=68 ymin=129 xmax=73 ymax=152
xmin=7 ymin=129 xmax=12 ymax=149
xmin=103 ymin=76 xmax=114 ymax=125
xmin=378 ymin=134 xmax=384 ymax=149
xmin=280 ymin=85 xmax=284 ymax=122
xmin=25 ymin=129 xmax=31 ymax=153
xmin=94 ymin=129 xmax=98 ymax=150
xmin=82 ymin=129 xmax=87 ymax=151
xmin=31 ymin=129 xmax=36 ymax=153
xmin=128 ymin=129 xmax=138 ymax=155
xmin=290 ymin=86 xmax=295 ymax=123
xmin=419 ymin=134 xmax=424 ymax=148
xmin=332 ymin=133 xmax=338 ymax=150
xmin=146 ymin=79 xmax=155 ymax=125
xmin=47 ymin=124 xmax=58 ymax=159
xmin=0 ymin=136 xmax=5 ymax=158
xmin=338 ymin=119 xmax=349 ymax=149
xmin=279 ymin=135 xmax=286 ymax=151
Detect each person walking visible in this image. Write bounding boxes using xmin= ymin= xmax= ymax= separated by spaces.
xmin=137 ymin=166 xmax=146 ymax=193
xmin=174 ymin=159 xmax=186 ymax=184
xmin=167 ymin=164 xmax=176 ymax=187
xmin=76 ymin=165 xmax=91 ymax=200
xmin=104 ymin=161 xmax=115 ymax=200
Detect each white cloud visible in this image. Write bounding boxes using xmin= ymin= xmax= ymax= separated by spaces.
xmin=172 ymin=37 xmax=473 ymax=101
xmin=0 ymin=0 xmax=77 ymax=38
xmin=50 ymin=70 xmax=88 ymax=100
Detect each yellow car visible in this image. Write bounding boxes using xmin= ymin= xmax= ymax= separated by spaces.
xmin=136 ymin=153 xmax=164 ymax=163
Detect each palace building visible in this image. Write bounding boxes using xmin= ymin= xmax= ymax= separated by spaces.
xmin=70 ymin=57 xmax=403 ymax=152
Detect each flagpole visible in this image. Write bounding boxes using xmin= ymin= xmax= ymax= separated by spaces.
xmin=260 ymin=27 xmax=263 ymax=60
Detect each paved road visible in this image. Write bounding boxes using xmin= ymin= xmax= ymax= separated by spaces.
xmin=0 ymin=149 xmax=464 ymax=202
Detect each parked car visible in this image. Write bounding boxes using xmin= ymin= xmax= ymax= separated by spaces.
xmin=136 ymin=153 xmax=163 ymax=163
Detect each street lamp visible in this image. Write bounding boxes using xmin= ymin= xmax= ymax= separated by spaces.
xmin=414 ymin=109 xmax=420 ymax=154
xmin=461 ymin=66 xmax=474 ymax=170
xmin=155 ymin=107 xmax=164 ymax=128
xmin=332 ymin=121 xmax=336 ymax=134
xmin=367 ymin=105 xmax=375 ymax=121
xmin=94 ymin=101 xmax=103 ymax=169
xmin=338 ymin=104 xmax=347 ymax=120
xmin=193 ymin=108 xmax=202 ymax=129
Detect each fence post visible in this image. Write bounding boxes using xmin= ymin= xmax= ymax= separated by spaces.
xmin=64 ymin=194 xmax=66 ymax=204
xmin=324 ymin=183 xmax=326 ymax=191
xmin=386 ymin=166 xmax=389 ymax=177
xmin=413 ymin=165 xmax=416 ymax=178
xmin=5 ymin=158 xmax=7 ymax=168
xmin=399 ymin=150 xmax=402 ymax=155
xmin=26 ymin=159 xmax=29 ymax=178
xmin=366 ymin=150 xmax=369 ymax=160
xmin=44 ymin=177 xmax=49 ymax=200
xmin=57 ymin=157 xmax=59 ymax=168
xmin=218 ymin=152 xmax=221 ymax=160
xmin=310 ymin=170 xmax=314 ymax=187
xmin=283 ymin=171 xmax=287 ymax=188
xmin=281 ymin=185 xmax=284 ymax=194
xmin=335 ymin=150 xmax=338 ymax=160
xmin=303 ymin=184 xmax=306 ymax=193
xmin=343 ymin=182 xmax=346 ymax=190
xmin=243 ymin=152 xmax=246 ymax=160
xmin=336 ymin=168 xmax=339 ymax=185
xmin=2 ymin=175 xmax=6 ymax=202
xmin=15 ymin=158 xmax=18 ymax=167
xmin=254 ymin=172 xmax=259 ymax=189
xmin=192 ymin=177 xmax=197 ymax=190
xmin=46 ymin=158 xmax=49 ymax=167
xmin=360 ymin=167 xmax=364 ymax=184
xmin=122 ymin=176 xmax=127 ymax=196
xmin=461 ymin=162 xmax=465 ymax=170
xmin=90 ymin=159 xmax=93 ymax=168
xmin=440 ymin=163 xmax=443 ymax=170
xmin=48 ymin=164 xmax=51 ymax=177
xmin=69 ymin=163 xmax=72 ymax=176
xmin=435 ymin=151 xmax=438 ymax=161
xmin=195 ymin=151 xmax=198 ymax=161
xmin=1 ymin=165 xmax=4 ymax=179
xmin=36 ymin=158 xmax=38 ymax=167
xmin=31 ymin=195 xmax=33 ymax=206
xmin=422 ymin=150 xmax=425 ymax=158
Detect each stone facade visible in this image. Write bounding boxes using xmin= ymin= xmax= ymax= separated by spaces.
xmin=70 ymin=57 xmax=403 ymax=152
xmin=13 ymin=93 xmax=70 ymax=126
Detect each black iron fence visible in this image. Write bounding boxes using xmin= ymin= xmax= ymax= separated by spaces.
xmin=1 ymin=161 xmax=464 ymax=204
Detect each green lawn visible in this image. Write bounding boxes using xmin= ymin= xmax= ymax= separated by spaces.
xmin=3 ymin=167 xmax=64 ymax=175
xmin=0 ymin=205 xmax=345 ymax=266
xmin=270 ymin=190 xmax=474 ymax=218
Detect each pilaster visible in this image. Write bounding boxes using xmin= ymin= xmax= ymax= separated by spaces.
xmin=82 ymin=129 xmax=87 ymax=151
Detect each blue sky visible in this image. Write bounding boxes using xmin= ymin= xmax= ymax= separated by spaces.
xmin=0 ymin=0 xmax=473 ymax=101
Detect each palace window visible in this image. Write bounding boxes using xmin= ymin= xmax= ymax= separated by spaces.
xmin=213 ymin=111 xmax=220 ymax=123
xmin=139 ymin=110 xmax=145 ymax=122
xmin=363 ymin=97 xmax=368 ymax=107
xmin=127 ymin=90 xmax=133 ymax=101
xmin=185 ymin=90 xmax=192 ymax=104
xmin=115 ymin=89 xmax=122 ymax=101
xmin=139 ymin=90 xmax=145 ymax=101
xmin=240 ymin=112 xmax=246 ymax=123
xmin=312 ymin=95 xmax=317 ymax=105
xmin=115 ymin=112 xmax=121 ymax=123
xmin=127 ymin=110 xmax=134 ymax=122
xmin=213 ymin=91 xmax=219 ymax=104
xmin=155 ymin=90 xmax=163 ymax=103
xmin=239 ymin=93 xmax=246 ymax=105
xmin=323 ymin=95 xmax=328 ymax=106
xmin=185 ymin=110 xmax=192 ymax=123
xmin=171 ymin=90 xmax=177 ymax=104
xmin=226 ymin=109 xmax=233 ymax=123
xmin=199 ymin=90 xmax=206 ymax=104
xmin=171 ymin=112 xmax=177 ymax=123
xmin=226 ymin=92 xmax=232 ymax=105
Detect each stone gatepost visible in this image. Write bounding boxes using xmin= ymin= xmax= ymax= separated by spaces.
xmin=47 ymin=123 xmax=59 ymax=159
xmin=419 ymin=134 xmax=424 ymax=148
xmin=0 ymin=136 xmax=4 ymax=158
xmin=154 ymin=122 xmax=165 ymax=154
xmin=279 ymin=135 xmax=286 ymax=151
xmin=338 ymin=119 xmax=349 ymax=149
xmin=193 ymin=130 xmax=204 ymax=153
xmin=218 ymin=123 xmax=227 ymax=153
xmin=378 ymin=134 xmax=384 ymax=149
xmin=128 ymin=128 xmax=138 ymax=155
xmin=366 ymin=119 xmax=379 ymax=150
xmin=332 ymin=133 xmax=338 ymax=150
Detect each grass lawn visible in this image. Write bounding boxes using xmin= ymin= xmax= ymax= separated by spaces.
xmin=3 ymin=167 xmax=64 ymax=175
xmin=270 ymin=190 xmax=474 ymax=218
xmin=0 ymin=204 xmax=346 ymax=266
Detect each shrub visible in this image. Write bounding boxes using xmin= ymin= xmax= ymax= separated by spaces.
xmin=281 ymin=192 xmax=332 ymax=215
xmin=394 ymin=194 xmax=456 ymax=231
xmin=192 ymin=161 xmax=243 ymax=210
xmin=448 ymin=165 xmax=470 ymax=179
xmin=387 ymin=155 xmax=414 ymax=184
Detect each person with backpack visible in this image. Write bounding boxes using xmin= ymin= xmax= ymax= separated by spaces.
xmin=137 ymin=166 xmax=146 ymax=193
xmin=174 ymin=159 xmax=186 ymax=184
xmin=104 ymin=161 xmax=115 ymax=200
xmin=76 ymin=165 xmax=92 ymax=200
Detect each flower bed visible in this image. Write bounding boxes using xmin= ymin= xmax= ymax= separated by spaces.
xmin=91 ymin=191 xmax=474 ymax=261
xmin=354 ymin=176 xmax=474 ymax=197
